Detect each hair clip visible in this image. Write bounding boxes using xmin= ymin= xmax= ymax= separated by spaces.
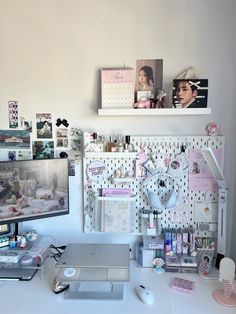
xmin=56 ymin=118 xmax=69 ymax=128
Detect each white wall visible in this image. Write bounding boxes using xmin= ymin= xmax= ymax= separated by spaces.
xmin=0 ymin=0 xmax=235 ymax=259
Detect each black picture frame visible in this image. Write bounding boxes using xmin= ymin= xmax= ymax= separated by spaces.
xmin=0 ymin=158 xmax=69 ymax=224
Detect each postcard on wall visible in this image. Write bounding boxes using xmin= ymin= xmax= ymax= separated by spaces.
xmin=36 ymin=113 xmax=52 ymax=139
xmin=20 ymin=116 xmax=32 ymax=132
xmin=32 ymin=140 xmax=54 ymax=159
xmin=0 ymin=130 xmax=30 ymax=149
xmin=17 ymin=150 xmax=32 ymax=160
xmin=56 ymin=128 xmax=68 ymax=147
xmin=135 ymin=59 xmax=163 ymax=102
xmin=8 ymin=101 xmax=18 ymax=128
xmin=188 ymin=148 xmax=222 ymax=191
xmin=194 ymin=201 xmax=218 ymax=223
xmin=101 ymin=68 xmax=134 ymax=109
xmin=172 ymin=79 xmax=208 ymax=108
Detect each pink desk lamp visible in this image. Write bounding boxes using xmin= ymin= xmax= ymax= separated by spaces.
xmin=213 ymin=257 xmax=236 ymax=307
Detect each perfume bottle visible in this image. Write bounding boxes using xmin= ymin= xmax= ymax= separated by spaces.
xmin=125 ymin=135 xmax=134 ymax=152
xmin=106 ymin=136 xmax=117 ymax=152
xmin=96 ymin=135 xmax=105 ymax=152
xmin=117 ymin=134 xmax=124 ymax=152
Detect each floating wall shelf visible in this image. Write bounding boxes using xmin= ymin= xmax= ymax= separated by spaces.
xmin=98 ymin=108 xmax=212 ymax=116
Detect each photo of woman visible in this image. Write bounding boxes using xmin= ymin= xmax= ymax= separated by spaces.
xmin=137 ymin=65 xmax=155 ymax=92
xmin=135 ymin=59 xmax=163 ymax=102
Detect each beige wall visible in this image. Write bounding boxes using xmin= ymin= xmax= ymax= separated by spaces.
xmin=0 ymin=0 xmax=235 ymax=259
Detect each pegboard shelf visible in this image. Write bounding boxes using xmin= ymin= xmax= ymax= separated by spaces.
xmin=97 ymin=196 xmax=136 ymax=201
xmin=84 ymin=152 xmax=137 ymax=158
xmin=98 ymin=108 xmax=212 ymax=116
xmin=83 ymin=135 xmax=224 ymax=236
xmin=111 ymin=177 xmax=134 ymax=184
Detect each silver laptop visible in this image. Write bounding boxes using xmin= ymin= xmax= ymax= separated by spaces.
xmin=0 ymin=267 xmax=37 ymax=281
xmin=55 ymin=243 xmax=130 ymax=300
xmin=56 ymin=243 xmax=130 ymax=269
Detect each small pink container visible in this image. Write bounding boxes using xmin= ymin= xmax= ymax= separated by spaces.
xmin=170 ymin=277 xmax=195 ymax=294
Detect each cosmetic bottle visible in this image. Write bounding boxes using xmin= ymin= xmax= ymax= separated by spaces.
xmin=96 ymin=135 xmax=105 ymax=152
xmin=106 ymin=136 xmax=117 ymax=152
xmin=125 ymin=135 xmax=134 ymax=152
xmin=117 ymin=134 xmax=124 ymax=152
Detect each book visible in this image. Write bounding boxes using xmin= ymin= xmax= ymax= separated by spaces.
xmin=101 ymin=68 xmax=134 ymax=109
xmin=101 ymin=188 xmax=133 ymax=197
xmin=100 ymin=198 xmax=133 ymax=233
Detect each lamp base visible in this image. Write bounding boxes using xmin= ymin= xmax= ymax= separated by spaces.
xmin=213 ymin=289 xmax=236 ymax=307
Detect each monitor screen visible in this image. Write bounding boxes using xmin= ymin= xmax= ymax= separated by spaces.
xmin=0 ymin=158 xmax=69 ymax=225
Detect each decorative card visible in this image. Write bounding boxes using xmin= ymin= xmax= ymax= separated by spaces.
xmin=194 ymin=201 xmax=218 ymax=223
xmin=135 ymin=59 xmax=163 ymax=101
xmin=101 ymin=68 xmax=134 ymax=108
xmin=173 ymin=79 xmax=208 ymax=108
xmin=188 ymin=148 xmax=222 ymax=191
xmin=8 ymin=101 xmax=18 ymax=128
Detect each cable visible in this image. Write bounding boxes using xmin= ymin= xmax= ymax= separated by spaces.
xmin=49 ymin=244 xmax=66 ymax=262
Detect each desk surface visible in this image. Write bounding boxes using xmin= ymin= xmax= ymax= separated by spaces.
xmin=0 ymin=259 xmax=235 ymax=314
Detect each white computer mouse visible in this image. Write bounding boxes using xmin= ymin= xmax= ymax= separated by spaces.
xmin=135 ymin=284 xmax=154 ymax=305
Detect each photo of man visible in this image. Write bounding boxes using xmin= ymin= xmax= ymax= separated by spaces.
xmin=173 ymin=79 xmax=208 ymax=108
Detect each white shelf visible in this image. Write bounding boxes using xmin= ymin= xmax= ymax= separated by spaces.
xmin=98 ymin=108 xmax=212 ymax=116
xmin=111 ymin=177 xmax=134 ymax=184
xmin=84 ymin=152 xmax=137 ymax=158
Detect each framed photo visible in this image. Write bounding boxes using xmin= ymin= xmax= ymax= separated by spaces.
xmin=135 ymin=59 xmax=163 ymax=102
xmin=173 ymin=79 xmax=208 ymax=108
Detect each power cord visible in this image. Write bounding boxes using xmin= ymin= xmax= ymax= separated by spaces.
xmin=49 ymin=244 xmax=66 ymax=262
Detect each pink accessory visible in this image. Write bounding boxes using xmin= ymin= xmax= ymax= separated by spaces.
xmin=170 ymin=277 xmax=195 ymax=294
xmin=206 ymin=123 xmax=220 ymax=136
xmin=134 ymin=100 xmax=151 ymax=109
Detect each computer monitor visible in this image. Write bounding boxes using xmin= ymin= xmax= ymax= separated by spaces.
xmin=0 ymin=158 xmax=69 ymax=228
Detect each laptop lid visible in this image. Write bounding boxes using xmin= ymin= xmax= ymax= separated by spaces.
xmin=56 ymin=243 xmax=130 ymax=268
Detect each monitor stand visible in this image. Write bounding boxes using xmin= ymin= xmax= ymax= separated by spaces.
xmin=64 ymin=281 xmax=124 ymax=300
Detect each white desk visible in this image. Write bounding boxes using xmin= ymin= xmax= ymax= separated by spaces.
xmin=0 ymin=259 xmax=235 ymax=314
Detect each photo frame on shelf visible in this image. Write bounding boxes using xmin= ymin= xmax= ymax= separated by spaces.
xmin=135 ymin=59 xmax=163 ymax=102
xmin=172 ymin=79 xmax=208 ymax=108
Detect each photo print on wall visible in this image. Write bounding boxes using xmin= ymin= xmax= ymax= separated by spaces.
xmin=36 ymin=113 xmax=53 ymax=139
xmin=172 ymin=79 xmax=208 ymax=108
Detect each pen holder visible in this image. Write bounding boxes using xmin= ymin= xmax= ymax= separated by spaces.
xmin=141 ymin=212 xmax=158 ymax=236
xmin=197 ymin=248 xmax=215 ymax=277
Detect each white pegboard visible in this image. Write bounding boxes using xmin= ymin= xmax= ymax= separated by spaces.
xmin=83 ymin=135 xmax=224 ymax=237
